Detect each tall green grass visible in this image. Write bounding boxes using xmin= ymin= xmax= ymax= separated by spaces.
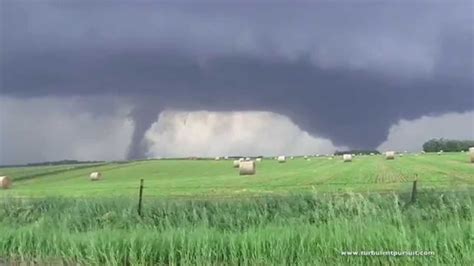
xmin=0 ymin=191 xmax=472 ymax=265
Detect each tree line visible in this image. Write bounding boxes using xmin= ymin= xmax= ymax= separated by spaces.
xmin=422 ymin=138 xmax=474 ymax=152
xmin=334 ymin=150 xmax=380 ymax=156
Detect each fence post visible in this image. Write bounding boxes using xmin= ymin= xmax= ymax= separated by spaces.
xmin=138 ymin=179 xmax=144 ymax=216
xmin=411 ymin=179 xmax=417 ymax=203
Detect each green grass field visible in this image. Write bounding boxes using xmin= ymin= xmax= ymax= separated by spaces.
xmin=1 ymin=192 xmax=472 ymax=265
xmin=0 ymin=153 xmax=472 ymax=265
xmin=1 ymin=153 xmax=473 ymax=198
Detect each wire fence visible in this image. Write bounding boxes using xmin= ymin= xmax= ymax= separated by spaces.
xmin=5 ymin=188 xmax=472 ymax=204
xmin=4 ymin=179 xmax=473 ymax=202
xmin=3 ymin=179 xmax=473 ymax=214
xmin=10 ymin=178 xmax=472 ymax=190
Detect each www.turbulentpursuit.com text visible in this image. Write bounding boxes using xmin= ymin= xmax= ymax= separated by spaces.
xmin=341 ymin=251 xmax=435 ymax=256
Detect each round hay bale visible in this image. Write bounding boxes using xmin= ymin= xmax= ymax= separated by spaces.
xmin=277 ymin=156 xmax=286 ymax=163
xmin=245 ymin=157 xmax=251 ymax=161
xmin=224 ymin=156 xmax=229 ymax=160
xmin=469 ymin=147 xmax=474 ymax=163
xmin=385 ymin=151 xmax=396 ymax=160
xmin=0 ymin=176 xmax=12 ymax=189
xmin=343 ymin=154 xmax=352 ymax=162
xmin=437 ymin=150 xmax=443 ymax=155
xmin=239 ymin=161 xmax=256 ymax=175
xmin=90 ymin=172 xmax=102 ymax=181
xmin=303 ymin=155 xmax=308 ymax=159
xmin=256 ymin=158 xmax=262 ymax=162
xmin=215 ymin=157 xmax=220 ymax=161
xmin=233 ymin=160 xmax=240 ymax=168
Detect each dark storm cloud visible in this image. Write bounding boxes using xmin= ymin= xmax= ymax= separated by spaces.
xmin=1 ymin=0 xmax=473 ymax=159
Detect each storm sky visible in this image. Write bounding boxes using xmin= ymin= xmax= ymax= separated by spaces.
xmin=1 ymin=0 xmax=473 ymax=164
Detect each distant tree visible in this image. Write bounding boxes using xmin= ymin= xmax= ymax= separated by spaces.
xmin=422 ymin=138 xmax=474 ymax=152
xmin=445 ymin=140 xmax=460 ymax=152
xmin=423 ymin=139 xmax=441 ymax=152
xmin=26 ymin=160 xmax=103 ymax=166
xmin=334 ymin=150 xmax=380 ymax=156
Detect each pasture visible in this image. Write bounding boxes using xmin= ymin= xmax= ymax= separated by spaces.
xmin=1 ymin=152 xmax=472 ymax=198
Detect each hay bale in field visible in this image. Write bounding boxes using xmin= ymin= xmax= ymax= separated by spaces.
xmin=233 ymin=160 xmax=240 ymax=168
xmin=303 ymin=155 xmax=308 ymax=159
xmin=245 ymin=157 xmax=251 ymax=161
xmin=224 ymin=156 xmax=229 ymax=160
xmin=256 ymin=158 xmax=262 ymax=162
xmin=89 ymin=172 xmax=102 ymax=181
xmin=437 ymin=150 xmax=444 ymax=155
xmin=469 ymin=147 xmax=474 ymax=163
xmin=290 ymin=156 xmax=294 ymax=160
xmin=343 ymin=154 xmax=352 ymax=162
xmin=277 ymin=155 xmax=286 ymax=163
xmin=385 ymin=151 xmax=395 ymax=160
xmin=239 ymin=158 xmax=244 ymax=162
xmin=370 ymin=153 xmax=375 ymax=156
xmin=385 ymin=151 xmax=396 ymax=159
xmin=215 ymin=156 xmax=220 ymax=161
xmin=0 ymin=176 xmax=12 ymax=189
xmin=239 ymin=161 xmax=256 ymax=175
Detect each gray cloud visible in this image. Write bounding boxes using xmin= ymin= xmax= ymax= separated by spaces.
xmin=0 ymin=96 xmax=133 ymax=165
xmin=1 ymin=1 xmax=473 ymax=160
xmin=145 ymin=111 xmax=348 ymax=158
xmin=378 ymin=111 xmax=474 ymax=152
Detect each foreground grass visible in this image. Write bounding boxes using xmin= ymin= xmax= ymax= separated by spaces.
xmin=0 ymin=191 xmax=472 ymax=265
